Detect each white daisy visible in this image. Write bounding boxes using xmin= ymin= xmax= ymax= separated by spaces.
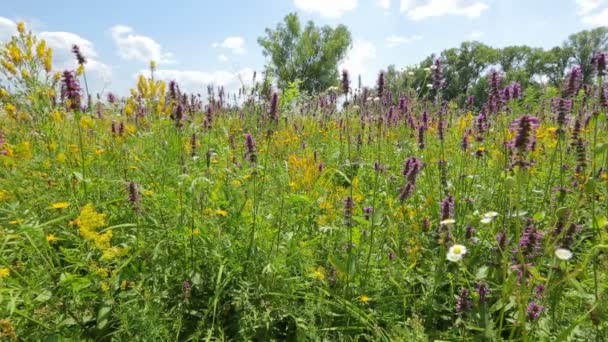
xmin=447 ymin=244 xmax=467 ymax=262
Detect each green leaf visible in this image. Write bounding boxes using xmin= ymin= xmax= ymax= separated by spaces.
xmin=593 ymin=143 xmax=608 ymax=155
xmin=96 ymin=303 xmax=112 ymax=331
xmin=475 ymin=266 xmax=488 ymax=280
xmin=533 ymin=212 xmax=545 ymax=221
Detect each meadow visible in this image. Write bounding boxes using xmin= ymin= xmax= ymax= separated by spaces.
xmin=1 ymin=22 xmax=608 ymax=341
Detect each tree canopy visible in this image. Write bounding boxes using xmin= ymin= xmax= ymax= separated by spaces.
xmin=381 ymin=26 xmax=608 ymax=107
xmin=257 ymin=13 xmax=352 ymax=93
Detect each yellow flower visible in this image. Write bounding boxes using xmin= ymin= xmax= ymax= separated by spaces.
xmin=36 ymin=40 xmax=47 ymax=58
xmin=100 ymin=281 xmax=110 ymax=292
xmin=215 ymin=209 xmax=228 ymax=217
xmin=44 ymin=48 xmax=53 ymax=73
xmin=358 ymin=295 xmax=371 ymax=304
xmin=46 ymin=234 xmax=59 ymax=243
xmin=1 ymin=60 xmax=17 ymax=75
xmin=192 ymin=228 xmax=201 ymax=236
xmin=7 ymin=43 xmax=23 ymax=64
xmin=20 ymin=68 xmax=30 ymax=80
xmin=80 ymin=116 xmax=94 ymax=129
xmin=17 ymin=22 xmax=26 ymax=34
xmin=0 ymin=88 xmax=9 ymax=98
xmin=101 ymin=246 xmax=129 ymax=260
xmin=0 ymin=267 xmax=10 ymax=278
xmin=0 ymin=191 xmax=10 ymax=201
xmin=4 ymin=103 xmax=16 ymax=117
xmin=312 ymin=266 xmax=325 ymax=280
xmin=50 ymin=202 xmax=70 ymax=209
xmin=51 ymin=110 xmax=64 ymax=122
xmin=56 ymin=153 xmax=67 ymax=163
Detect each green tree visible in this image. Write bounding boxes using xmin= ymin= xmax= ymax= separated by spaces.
xmin=257 ymin=13 xmax=352 ymax=93
xmin=564 ymin=27 xmax=608 ymax=84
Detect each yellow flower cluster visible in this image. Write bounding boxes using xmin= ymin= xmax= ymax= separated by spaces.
xmin=287 ymin=153 xmax=318 ymax=192
xmin=73 ymin=204 xmax=128 ymax=260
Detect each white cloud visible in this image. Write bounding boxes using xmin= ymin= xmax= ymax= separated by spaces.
xmin=575 ymin=0 xmax=608 ymax=26
xmin=110 ymin=25 xmax=175 ymax=64
xmin=386 ymin=34 xmax=422 ymax=47
xmin=400 ymin=0 xmax=488 ymax=20
xmin=0 ymin=17 xmax=112 ymax=89
xmin=378 ymin=0 xmax=391 ymax=9
xmin=215 ymin=36 xmax=245 ymax=54
xmin=294 ymin=0 xmax=358 ymax=17
xmin=218 ymin=54 xmax=228 ymax=62
xmin=139 ymin=67 xmax=255 ymax=97
xmin=39 ymin=31 xmax=112 ymax=82
xmin=340 ymin=39 xmax=376 ymax=85
xmin=0 ymin=17 xmax=17 ymax=42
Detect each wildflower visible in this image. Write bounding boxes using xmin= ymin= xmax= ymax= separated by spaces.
xmin=341 ymin=69 xmax=350 ymax=95
xmin=526 ymin=301 xmax=545 ymax=321
xmin=555 ymin=248 xmax=573 ymax=260
xmin=50 ymin=201 xmax=70 ymax=209
xmin=509 ymin=115 xmax=540 ymax=152
xmin=344 ymin=196 xmax=354 ymax=222
xmin=359 ymin=294 xmax=371 ymax=304
xmin=0 ymin=267 xmax=10 ymax=277
xmin=312 ymin=266 xmax=325 ymax=280
xmin=455 ymin=287 xmax=472 ymax=314
xmin=269 ymin=92 xmax=279 ymax=122
xmin=244 ymin=133 xmax=257 ymax=163
xmin=399 ymin=182 xmax=415 ymax=202
xmin=60 ymin=70 xmax=81 ymax=111
xmin=377 ymin=72 xmax=385 ymax=98
xmin=432 ymin=59 xmax=444 ymax=90
xmin=461 ymin=133 xmax=469 ymax=151
xmin=127 ymin=182 xmax=141 ymax=212
xmin=447 ymin=244 xmax=467 ymax=262
xmin=535 ymin=284 xmax=545 ymax=298
xmin=552 ymin=98 xmax=572 ymax=130
xmin=46 ymin=234 xmax=59 ymax=243
xmin=17 ymin=21 xmax=26 ymax=34
xmin=476 ymin=281 xmax=489 ymax=303
xmin=517 ymin=219 xmax=543 ymax=260
xmin=4 ymin=103 xmax=16 ymax=118
xmin=440 ymin=218 xmax=456 ymax=225
xmin=440 ymin=195 xmax=454 ymax=221
xmin=563 ymin=66 xmax=582 ymax=98
xmin=363 ymin=207 xmax=373 ymax=220
xmin=460 ymin=226 xmax=474 ymax=241
xmin=403 ymin=157 xmax=423 ymax=184
xmin=592 ymin=52 xmax=607 ymax=76
xmin=215 ymin=209 xmax=228 ymax=217
xmin=417 ymin=125 xmax=425 ymax=149
xmin=496 ymin=231 xmax=508 ymax=251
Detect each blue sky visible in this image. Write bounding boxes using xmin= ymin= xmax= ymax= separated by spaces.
xmin=0 ymin=0 xmax=605 ymax=96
